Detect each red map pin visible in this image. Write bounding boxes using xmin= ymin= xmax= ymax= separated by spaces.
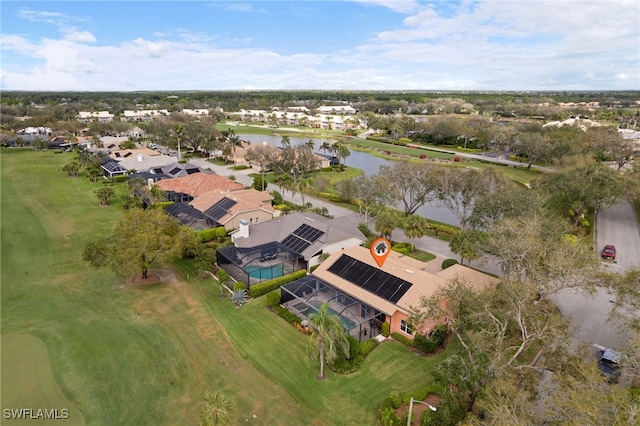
xmin=370 ymin=237 xmax=391 ymax=267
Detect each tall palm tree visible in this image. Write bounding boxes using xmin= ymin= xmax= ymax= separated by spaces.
xmin=171 ymin=124 xmax=184 ymax=161
xmin=307 ymin=302 xmax=350 ymax=380
xmin=306 ymin=139 xmax=315 ymax=150
xmin=320 ymin=141 xmax=332 ymax=155
xmin=200 ymin=390 xmax=235 ymax=426
xmin=404 ymin=214 xmax=429 ymax=253
xmin=334 ymin=142 xmax=351 ymax=171
xmin=281 ymin=135 xmax=291 ymax=148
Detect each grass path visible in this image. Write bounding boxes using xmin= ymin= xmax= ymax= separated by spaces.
xmin=2 ymin=149 xmax=454 ymax=425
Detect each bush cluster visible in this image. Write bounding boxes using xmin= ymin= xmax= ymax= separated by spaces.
xmin=114 ymin=175 xmax=129 ymax=182
xmin=391 ymin=332 xmax=414 ymax=347
xmin=441 ymin=258 xmax=458 ymax=269
xmin=329 ymin=336 xmax=380 ymax=374
xmin=233 ymin=282 xmax=247 ymax=292
xmin=317 ymin=192 xmax=343 ymax=203
xmin=381 ymin=322 xmax=390 ymax=337
xmin=249 ymin=269 xmax=307 ymax=298
xmin=265 ymin=290 xmax=280 ymax=308
xmin=430 ymin=223 xmax=457 ymax=236
xmin=413 ymin=325 xmax=448 ymax=354
xmin=273 ymin=305 xmax=302 ymax=326
xmin=197 ymin=226 xmax=228 ymax=243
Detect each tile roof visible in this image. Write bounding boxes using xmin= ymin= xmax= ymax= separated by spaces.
xmin=190 ymin=188 xmax=275 ymax=225
xmin=156 ymin=173 xmax=244 ymax=196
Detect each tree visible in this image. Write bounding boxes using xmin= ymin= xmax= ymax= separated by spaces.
xmin=511 ymin=129 xmax=553 ymax=168
xmin=374 ymin=209 xmax=397 ymax=240
xmin=320 ymin=141 xmax=332 ymax=155
xmin=86 ymin=165 xmax=102 ymax=182
xmin=307 ymin=303 xmax=350 ymax=379
xmin=378 ymin=161 xmax=438 ymax=216
xmin=170 ymin=123 xmax=185 ymax=160
xmin=449 ymin=229 xmax=485 ymax=266
xmin=404 ymin=214 xmax=429 ymax=253
xmin=306 ymin=139 xmax=315 ymax=150
xmin=280 ymin=135 xmax=291 ymax=148
xmin=62 ymin=161 xmax=80 ymax=177
xmin=436 ymin=168 xmax=505 ymax=229
xmin=245 ymin=144 xmax=279 ymax=191
xmin=82 ymin=208 xmax=195 ymax=279
xmin=216 ymin=269 xmax=230 ymax=297
xmin=294 ymin=177 xmax=313 ymax=205
xmin=333 ymin=142 xmax=350 ymax=170
xmin=95 ymin=187 xmax=116 ymax=206
xmin=252 ymin=175 xmax=267 ymax=192
xmin=336 ymin=174 xmax=391 ymax=223
xmin=199 ymin=390 xmax=235 ymax=426
xmin=32 ymin=138 xmax=49 ymax=151
xmin=536 ymin=161 xmax=623 ymax=228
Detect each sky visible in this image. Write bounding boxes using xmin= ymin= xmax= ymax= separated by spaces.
xmin=1 ymin=0 xmax=638 ymax=91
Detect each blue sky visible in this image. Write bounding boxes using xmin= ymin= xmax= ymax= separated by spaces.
xmin=1 ymin=0 xmax=638 ymax=91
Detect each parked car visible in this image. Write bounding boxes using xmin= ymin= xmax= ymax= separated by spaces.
xmin=597 ymin=348 xmax=621 ymax=383
xmin=601 ymin=244 xmax=617 ymax=260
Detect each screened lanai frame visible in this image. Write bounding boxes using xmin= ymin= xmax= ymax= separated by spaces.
xmin=217 ymin=242 xmax=305 ymax=288
xmin=281 ymin=275 xmax=387 ymax=343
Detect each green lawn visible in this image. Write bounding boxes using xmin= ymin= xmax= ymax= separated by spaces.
xmin=1 ymin=149 xmax=455 ymax=425
xmin=1 ymin=334 xmax=85 ymax=425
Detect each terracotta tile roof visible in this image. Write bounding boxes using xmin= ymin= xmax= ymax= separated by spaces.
xmin=156 ymin=173 xmax=244 ymax=196
xmin=313 ymin=246 xmax=498 ymax=316
xmin=190 ymin=188 xmax=275 ymax=224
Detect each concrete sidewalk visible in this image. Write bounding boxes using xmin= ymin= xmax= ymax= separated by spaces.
xmin=188 ymin=157 xmax=502 ymax=276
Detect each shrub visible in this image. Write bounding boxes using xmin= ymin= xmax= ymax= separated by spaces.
xmin=382 ymin=321 xmax=390 ymax=337
xmin=265 ymin=290 xmax=281 ymax=308
xmin=232 ymin=289 xmax=247 ymax=306
xmin=273 ymin=305 xmax=302 ymax=325
xmin=441 ymin=258 xmax=458 ymax=269
xmin=233 ymin=282 xmax=247 ymax=291
xmin=419 ymin=154 xmax=427 ymax=159
xmin=391 ymin=332 xmax=414 ymax=347
xmin=357 ymin=223 xmax=374 ymax=239
xmin=113 ymin=175 xmax=129 ymax=183
xmin=214 ymin=226 xmax=228 ymax=240
xmin=392 ymin=243 xmax=411 ymax=255
xmin=430 ymin=223 xmax=457 ymax=236
xmin=198 ymin=228 xmax=217 ymax=243
xmin=270 ymin=190 xmax=283 ymax=205
xmin=414 ymin=333 xmax=437 ymax=353
xmin=453 ymin=155 xmax=461 ymax=162
xmin=317 ymin=192 xmax=342 ymax=203
xmin=153 ymin=201 xmax=174 ymax=210
xmin=249 ymin=269 xmax=307 ymax=298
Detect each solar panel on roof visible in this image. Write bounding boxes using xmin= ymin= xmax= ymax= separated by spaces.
xmin=327 ymin=255 xmax=412 ymax=304
xmin=293 ymin=223 xmax=324 ymax=243
xmin=169 ymin=167 xmax=181 ymax=175
xmin=281 ymin=235 xmax=311 ymax=253
xmin=186 ymin=168 xmax=200 ymax=174
xmin=204 ymin=198 xmax=237 ymax=221
xmin=153 ymin=168 xmax=163 ymax=174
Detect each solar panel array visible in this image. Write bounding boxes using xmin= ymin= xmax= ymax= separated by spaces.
xmin=280 ymin=224 xmax=325 ymax=254
xmin=204 ymin=198 xmax=237 ymax=221
xmin=169 ymin=167 xmax=181 ymax=175
xmin=186 ymin=168 xmax=200 ymax=175
xmin=327 ymin=255 xmax=412 ymax=303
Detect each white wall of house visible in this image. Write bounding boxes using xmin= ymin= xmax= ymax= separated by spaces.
xmin=308 ymin=237 xmax=365 ymax=269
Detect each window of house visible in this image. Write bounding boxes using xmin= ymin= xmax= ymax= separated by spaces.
xmin=256 ymin=217 xmax=259 ymax=223
xmin=249 ymin=218 xmax=253 ymax=225
xmin=400 ymin=320 xmax=412 ymax=335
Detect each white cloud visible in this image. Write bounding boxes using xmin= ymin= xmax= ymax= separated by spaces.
xmin=63 ymin=31 xmax=97 ymax=43
xmin=224 ymin=3 xmax=266 ymax=13
xmin=17 ymin=8 xmax=88 ymax=26
xmin=347 ymin=0 xmax=421 ymax=14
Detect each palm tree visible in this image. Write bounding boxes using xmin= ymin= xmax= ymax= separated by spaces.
xmin=295 ymin=177 xmax=313 ymax=205
xmin=334 ymin=142 xmax=351 ymax=171
xmin=320 ymin=141 xmax=332 ymax=155
xmin=281 ymin=135 xmax=291 ymax=148
xmin=95 ymin=187 xmax=116 ymax=206
xmin=404 ymin=214 xmax=429 ymax=253
xmin=307 ymin=302 xmax=350 ymax=380
xmin=171 ymin=124 xmax=184 ymax=161
xmin=306 ymin=139 xmax=315 ymax=150
xmin=199 ymin=390 xmax=235 ymax=426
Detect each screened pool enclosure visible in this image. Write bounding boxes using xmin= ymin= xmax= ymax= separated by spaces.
xmin=281 ymin=275 xmax=386 ymax=342
xmin=217 ymin=242 xmax=305 ymax=288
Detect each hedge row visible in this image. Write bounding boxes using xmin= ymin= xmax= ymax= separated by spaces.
xmin=329 ymin=335 xmax=380 ymax=374
xmin=391 ymin=332 xmax=414 ymax=347
xmin=197 ymin=226 xmax=228 ymax=243
xmin=249 ymin=269 xmax=307 ymax=298
xmin=273 ymin=305 xmax=302 ymax=325
xmin=413 ymin=325 xmax=448 ymax=354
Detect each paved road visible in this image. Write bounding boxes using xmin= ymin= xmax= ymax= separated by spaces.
xmin=549 ymin=201 xmax=640 ymax=350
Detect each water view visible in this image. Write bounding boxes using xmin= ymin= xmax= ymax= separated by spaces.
xmin=238 ymin=134 xmax=460 ymax=226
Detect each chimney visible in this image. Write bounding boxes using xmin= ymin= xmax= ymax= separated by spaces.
xmin=234 ymin=219 xmax=250 ymax=241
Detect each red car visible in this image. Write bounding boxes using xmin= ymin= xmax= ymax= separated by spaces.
xmin=601 ymin=245 xmax=617 ymax=260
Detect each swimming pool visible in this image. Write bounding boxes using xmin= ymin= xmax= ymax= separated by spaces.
xmin=245 ymin=264 xmax=285 ymax=280
xmin=293 ymin=302 xmax=357 ymax=330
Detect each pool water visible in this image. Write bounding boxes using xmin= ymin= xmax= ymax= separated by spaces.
xmin=293 ymin=302 xmax=357 ymax=330
xmin=245 ymin=264 xmax=285 ymax=280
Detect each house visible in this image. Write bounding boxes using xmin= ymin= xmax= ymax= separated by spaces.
xmin=77 ymin=111 xmax=114 ymax=123
xmin=101 ymin=158 xmax=128 ymax=178
xmin=122 ymin=109 xmax=169 ymax=122
xmin=317 ymin=105 xmax=357 ymax=115
xmin=280 ymin=245 xmax=500 ymax=342
xmin=190 ymin=188 xmax=277 ymax=230
xmin=117 ymin=153 xmax=179 ymax=172
xmin=217 ymin=212 xmax=366 ymax=286
xmin=151 ymin=171 xmax=244 ymax=203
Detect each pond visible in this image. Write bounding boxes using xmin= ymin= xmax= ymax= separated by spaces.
xmin=238 ymin=134 xmax=460 ymax=226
